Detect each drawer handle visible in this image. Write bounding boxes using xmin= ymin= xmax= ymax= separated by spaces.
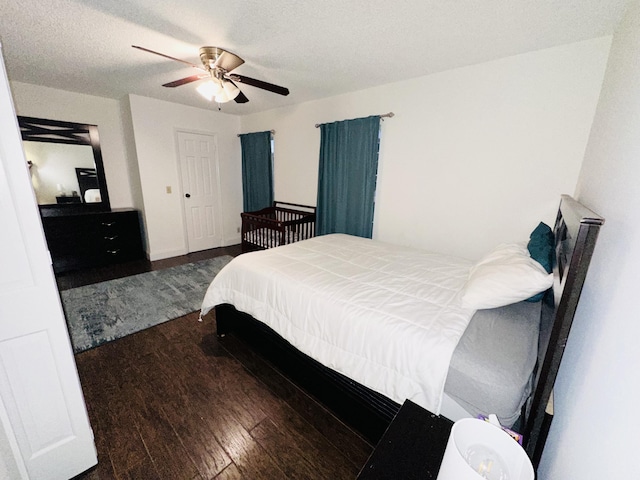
xmin=102 ymin=222 xmax=116 ymax=227
xmin=106 ymin=249 xmax=121 ymax=255
xmin=104 ymin=235 xmax=119 ymax=241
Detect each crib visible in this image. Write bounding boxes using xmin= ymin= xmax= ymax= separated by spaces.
xmin=241 ymin=201 xmax=316 ymax=253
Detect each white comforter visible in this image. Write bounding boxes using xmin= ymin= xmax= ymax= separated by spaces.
xmin=200 ymin=234 xmax=476 ymax=414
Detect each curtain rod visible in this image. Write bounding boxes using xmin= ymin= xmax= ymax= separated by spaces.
xmin=315 ymin=112 xmax=394 ymax=128
xmin=237 ymin=130 xmax=275 ymax=137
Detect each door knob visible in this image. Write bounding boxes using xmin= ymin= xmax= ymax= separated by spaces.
xmin=185 ymin=193 xmax=191 ymax=198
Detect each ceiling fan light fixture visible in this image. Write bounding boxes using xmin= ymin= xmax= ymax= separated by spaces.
xmin=214 ymin=80 xmax=240 ymax=103
xmin=224 ymin=80 xmax=240 ymax=99
xmin=196 ymin=79 xmax=223 ymax=101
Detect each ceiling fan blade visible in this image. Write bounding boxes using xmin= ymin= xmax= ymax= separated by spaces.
xmin=162 ymin=74 xmax=207 ymax=88
xmin=215 ymin=51 xmax=244 ymax=72
xmin=227 ymin=79 xmax=249 ymax=103
xmin=132 ymin=45 xmax=205 ymax=70
xmin=228 ymin=74 xmax=289 ymax=96
xmin=234 ymin=90 xmax=250 ymax=103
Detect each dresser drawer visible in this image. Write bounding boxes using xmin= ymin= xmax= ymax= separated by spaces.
xmin=42 ymin=209 xmax=144 ymax=273
xmin=96 ymin=211 xmax=143 ymax=263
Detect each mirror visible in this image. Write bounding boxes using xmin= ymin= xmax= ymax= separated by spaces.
xmin=18 ymin=116 xmax=111 ymax=216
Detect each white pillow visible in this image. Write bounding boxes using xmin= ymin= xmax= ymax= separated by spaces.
xmin=461 ymin=242 xmax=553 ymax=309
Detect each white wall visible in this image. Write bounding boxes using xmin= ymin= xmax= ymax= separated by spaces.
xmin=9 ymin=82 xmax=134 ymax=209
xmin=538 ymin=2 xmax=640 ymax=478
xmin=241 ymin=37 xmax=611 ymax=261
xmin=119 ymin=96 xmax=148 ymax=253
xmin=128 ymin=95 xmax=242 ymax=260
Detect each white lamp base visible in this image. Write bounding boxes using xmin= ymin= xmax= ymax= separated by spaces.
xmin=437 ymin=418 xmax=534 ymax=480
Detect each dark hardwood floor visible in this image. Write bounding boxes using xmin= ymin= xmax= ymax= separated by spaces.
xmin=66 ymin=246 xmax=372 ymax=479
xmin=56 ymin=244 xmax=245 ymax=291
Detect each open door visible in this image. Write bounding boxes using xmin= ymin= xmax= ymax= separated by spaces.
xmin=0 ymin=43 xmax=97 ymax=479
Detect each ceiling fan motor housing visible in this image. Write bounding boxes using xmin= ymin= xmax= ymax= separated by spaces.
xmin=199 ymin=46 xmax=244 ymax=73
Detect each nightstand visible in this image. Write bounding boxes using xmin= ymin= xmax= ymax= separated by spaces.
xmin=357 ymin=400 xmax=453 ymax=479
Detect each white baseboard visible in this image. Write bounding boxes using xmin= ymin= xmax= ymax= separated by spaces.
xmin=148 ymin=247 xmax=188 ymax=261
xmin=148 ymin=239 xmax=240 ymax=261
xmin=223 ymin=236 xmax=241 ymax=246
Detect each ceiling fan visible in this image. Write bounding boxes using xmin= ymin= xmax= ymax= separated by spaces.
xmin=132 ymin=45 xmax=290 ymax=104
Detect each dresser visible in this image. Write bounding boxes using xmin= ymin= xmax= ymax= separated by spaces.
xmin=41 ymin=209 xmax=144 ymax=274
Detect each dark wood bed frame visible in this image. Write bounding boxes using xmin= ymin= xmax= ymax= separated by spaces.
xmin=215 ymin=194 xmax=604 ymax=467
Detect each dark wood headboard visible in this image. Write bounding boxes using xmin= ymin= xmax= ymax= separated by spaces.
xmin=75 ymin=167 xmax=98 ymax=202
xmin=523 ymin=194 xmax=604 ymax=463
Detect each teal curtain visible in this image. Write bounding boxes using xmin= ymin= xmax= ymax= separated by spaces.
xmin=316 ymin=115 xmax=380 ymax=238
xmin=240 ymin=131 xmax=273 ymax=212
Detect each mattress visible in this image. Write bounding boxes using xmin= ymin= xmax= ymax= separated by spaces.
xmin=201 ymin=233 xmax=477 ymax=414
xmin=83 ymin=188 xmax=101 ymax=203
xmin=445 ymin=300 xmax=541 ymax=426
xmin=244 ymin=226 xmax=304 ymax=248
xmin=201 ymin=234 xmax=541 ymax=422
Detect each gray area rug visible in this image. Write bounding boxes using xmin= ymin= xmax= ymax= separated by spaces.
xmin=61 ymin=256 xmax=233 ymax=353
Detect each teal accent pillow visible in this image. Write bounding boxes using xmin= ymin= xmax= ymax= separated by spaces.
xmin=526 ymin=222 xmax=554 ymax=302
xmin=527 ymin=222 xmax=553 ymax=272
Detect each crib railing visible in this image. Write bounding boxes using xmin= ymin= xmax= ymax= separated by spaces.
xmin=241 ymin=202 xmax=316 ymax=252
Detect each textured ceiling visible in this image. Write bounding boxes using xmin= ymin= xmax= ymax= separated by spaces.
xmin=0 ymin=0 xmax=631 ymax=115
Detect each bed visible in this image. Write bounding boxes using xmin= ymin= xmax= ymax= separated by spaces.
xmin=201 ymin=195 xmax=603 ymax=465
xmin=241 ymin=201 xmax=316 ymax=252
xmin=75 ymin=167 xmax=99 ymax=203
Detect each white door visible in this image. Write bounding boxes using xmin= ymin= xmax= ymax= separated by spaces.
xmin=177 ymin=131 xmax=224 ymax=252
xmin=0 ymin=44 xmax=97 ymax=479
